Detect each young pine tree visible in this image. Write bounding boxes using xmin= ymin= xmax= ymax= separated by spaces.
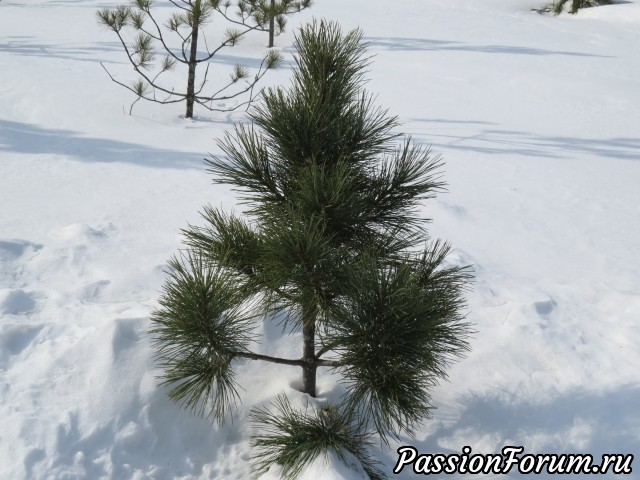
xmin=151 ymin=20 xmax=472 ymax=474
xmin=97 ymin=0 xmax=293 ymax=118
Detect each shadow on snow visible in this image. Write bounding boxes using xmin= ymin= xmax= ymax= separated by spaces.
xmin=387 ymin=383 xmax=640 ymax=479
xmin=363 ymin=36 xmax=614 ymax=58
xmin=408 ymin=119 xmax=640 ymax=161
xmin=0 ymin=119 xmax=204 ymax=170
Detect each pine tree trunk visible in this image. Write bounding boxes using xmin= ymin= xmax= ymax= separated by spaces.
xmin=301 ymin=304 xmax=317 ymax=397
xmin=185 ymin=1 xmax=201 ymax=118
xmin=268 ymin=0 xmax=275 ymax=48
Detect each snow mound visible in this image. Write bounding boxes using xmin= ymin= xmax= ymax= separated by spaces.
xmin=258 ymin=450 xmax=370 ymax=480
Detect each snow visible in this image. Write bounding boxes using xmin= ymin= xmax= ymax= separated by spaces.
xmin=1 ymin=0 xmax=639 ymax=479
xmin=258 ymin=450 xmax=370 ymax=480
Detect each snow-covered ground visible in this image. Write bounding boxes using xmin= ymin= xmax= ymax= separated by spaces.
xmin=1 ymin=0 xmax=639 ymax=478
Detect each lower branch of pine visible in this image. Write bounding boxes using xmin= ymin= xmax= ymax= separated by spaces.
xmin=230 ymin=351 xmax=341 ymax=368
xmin=232 ymin=350 xmax=304 ymax=367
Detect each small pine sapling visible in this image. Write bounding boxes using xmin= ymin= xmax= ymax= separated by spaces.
xmin=228 ymin=0 xmax=312 ymax=48
xmin=97 ymin=0 xmax=289 ymax=118
xmin=151 ymin=19 xmax=472 ymax=477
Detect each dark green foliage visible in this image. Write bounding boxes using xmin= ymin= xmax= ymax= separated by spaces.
xmin=152 ymin=19 xmax=472 ymax=478
xmin=552 ymin=0 xmax=612 ymax=14
xmin=250 ymin=395 xmax=385 ymax=480
xmin=150 ymin=252 xmax=256 ymax=422
xmin=199 ymin=22 xmax=452 ymax=327
xmin=327 ymin=241 xmax=471 ymax=442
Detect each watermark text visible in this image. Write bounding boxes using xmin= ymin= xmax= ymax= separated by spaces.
xmin=393 ymin=446 xmax=634 ymax=475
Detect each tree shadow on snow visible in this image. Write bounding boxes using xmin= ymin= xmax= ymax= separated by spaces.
xmin=7 ymin=0 xmax=135 ymax=8
xmin=363 ymin=36 xmax=614 ymax=58
xmin=0 ymin=37 xmax=288 ymax=70
xmin=385 ymin=383 xmax=640 ymax=479
xmin=0 ymin=119 xmax=204 ymax=170
xmin=0 ymin=36 xmax=125 ymax=64
xmin=408 ymin=120 xmax=640 ymax=161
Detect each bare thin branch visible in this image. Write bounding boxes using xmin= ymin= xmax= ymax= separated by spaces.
xmin=143 ymin=7 xmax=185 ymax=63
xmin=167 ymin=0 xmax=189 ymax=11
xmin=100 ymin=62 xmax=185 ymax=113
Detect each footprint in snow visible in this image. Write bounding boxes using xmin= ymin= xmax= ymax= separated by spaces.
xmin=111 ymin=317 xmax=144 ymax=362
xmin=534 ymin=298 xmax=557 ymax=316
xmin=0 ymin=289 xmax=37 ymax=315
xmin=0 ymin=322 xmax=43 ymax=364
xmin=0 ymin=239 xmax=43 ymax=283
xmin=438 ymin=200 xmax=467 ymax=218
xmin=0 ymin=239 xmax=43 ymax=258
xmin=49 ymin=223 xmax=115 ymax=244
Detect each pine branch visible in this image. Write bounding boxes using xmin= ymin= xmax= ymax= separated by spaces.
xmin=102 ymin=27 xmax=183 ymax=98
xmin=327 ymin=248 xmax=472 ymax=442
xmin=167 ymin=0 xmax=190 ymax=11
xmin=315 ymin=342 xmax=336 ymax=359
xmin=139 ymin=5 xmax=185 ymax=64
xmin=195 ymin=24 xmax=261 ymax=64
xmin=250 ymin=395 xmax=385 ymax=480
xmin=100 ymin=62 xmax=185 ymax=113
xmin=232 ymin=350 xmax=304 ymax=366
xmin=231 ymin=350 xmax=342 ymax=367
xmin=150 ymin=252 xmax=258 ymax=422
